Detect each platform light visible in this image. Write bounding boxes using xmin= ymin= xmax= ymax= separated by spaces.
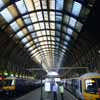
xmin=47 ymin=71 xmax=59 ymax=76
xmin=11 ymin=73 xmax=14 ymax=77
xmin=4 ymin=72 xmax=8 ymax=76
xmin=15 ymin=74 xmax=18 ymax=77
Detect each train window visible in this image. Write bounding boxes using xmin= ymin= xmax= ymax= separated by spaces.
xmin=85 ymin=78 xmax=100 ymax=94
xmin=3 ymin=80 xmax=12 ymax=86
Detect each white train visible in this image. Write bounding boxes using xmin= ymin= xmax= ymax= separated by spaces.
xmin=65 ymin=72 xmax=100 ymax=100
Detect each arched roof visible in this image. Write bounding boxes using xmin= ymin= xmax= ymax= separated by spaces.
xmin=0 ymin=0 xmax=96 ymax=74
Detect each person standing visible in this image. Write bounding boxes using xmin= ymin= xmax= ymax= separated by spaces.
xmin=59 ymin=83 xmax=64 ymax=100
xmin=52 ymin=82 xmax=58 ymax=100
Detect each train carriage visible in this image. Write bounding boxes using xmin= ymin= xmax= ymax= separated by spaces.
xmin=66 ymin=72 xmax=100 ymax=100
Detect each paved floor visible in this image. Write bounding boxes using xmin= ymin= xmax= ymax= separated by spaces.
xmin=16 ymin=88 xmax=77 ymax=100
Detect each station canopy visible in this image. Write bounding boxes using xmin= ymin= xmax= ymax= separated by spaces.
xmin=0 ymin=0 xmax=95 ymax=72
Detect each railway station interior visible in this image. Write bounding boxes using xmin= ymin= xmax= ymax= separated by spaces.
xmin=0 ymin=0 xmax=99 ymax=100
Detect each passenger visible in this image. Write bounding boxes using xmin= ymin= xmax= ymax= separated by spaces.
xmin=59 ymin=82 xmax=64 ymax=100
xmin=52 ymin=82 xmax=58 ymax=100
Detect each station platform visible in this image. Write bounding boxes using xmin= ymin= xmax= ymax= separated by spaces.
xmin=16 ymin=88 xmax=78 ymax=100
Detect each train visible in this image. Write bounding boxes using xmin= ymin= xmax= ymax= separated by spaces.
xmin=65 ymin=72 xmax=100 ymax=100
xmin=0 ymin=76 xmax=16 ymax=96
xmin=0 ymin=76 xmax=41 ymax=96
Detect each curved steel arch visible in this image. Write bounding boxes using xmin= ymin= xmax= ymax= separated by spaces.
xmin=8 ymin=20 xmax=79 ymax=40
xmin=1 ymin=8 xmax=82 ymax=33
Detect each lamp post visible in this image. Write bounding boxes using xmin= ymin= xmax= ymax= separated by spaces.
xmin=40 ymin=73 xmax=43 ymax=100
xmin=40 ymin=61 xmax=43 ymax=100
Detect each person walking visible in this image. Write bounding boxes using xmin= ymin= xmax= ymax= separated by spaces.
xmin=59 ymin=83 xmax=64 ymax=100
xmin=52 ymin=82 xmax=58 ymax=100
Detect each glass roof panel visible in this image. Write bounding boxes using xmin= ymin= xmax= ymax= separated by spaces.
xmin=50 ymin=23 xmax=55 ymax=29
xmin=66 ymin=0 xmax=72 ymax=12
xmin=28 ymin=45 xmax=35 ymax=51
xmin=40 ymin=22 xmax=45 ymax=29
xmin=50 ymin=0 xmax=55 ymax=9
xmin=47 ymin=30 xmax=50 ymax=35
xmin=42 ymin=0 xmax=47 ymax=9
xmin=64 ymin=15 xmax=70 ymax=24
xmin=36 ymin=31 xmax=42 ymax=37
xmin=25 ymin=41 xmax=33 ymax=48
xmin=56 ymin=23 xmax=61 ymax=30
xmin=56 ymin=37 xmax=60 ymax=42
xmin=34 ymin=38 xmax=38 ymax=43
xmin=26 ymin=35 xmax=31 ymax=40
xmin=69 ymin=17 xmax=77 ymax=28
xmin=51 ymin=30 xmax=55 ymax=36
xmin=42 ymin=30 xmax=46 ymax=36
xmin=63 ymin=26 xmax=67 ymax=33
xmin=72 ymin=1 xmax=82 ymax=17
xmin=67 ymin=28 xmax=73 ymax=35
xmin=23 ymin=15 xmax=31 ymax=25
xmin=8 ymin=5 xmax=18 ymax=18
xmin=43 ymin=11 xmax=48 ymax=21
xmin=24 ymin=0 xmax=34 ymax=12
xmin=16 ymin=18 xmax=24 ymax=28
xmin=16 ymin=31 xmax=24 ymax=38
xmin=51 ymin=37 xmax=55 ymax=41
xmin=38 ymin=37 xmax=44 ymax=42
xmin=56 ymin=15 xmax=62 ymax=22
xmin=56 ymin=0 xmax=64 ymax=10
xmin=33 ymin=0 xmax=41 ymax=10
xmin=21 ymin=37 xmax=28 ymax=43
xmin=31 ymin=32 xmax=36 ymax=38
xmin=50 ymin=11 xmax=55 ymax=21
xmin=45 ymin=22 xmax=49 ymax=29
xmin=0 ymin=0 xmax=5 ymax=8
xmin=75 ymin=21 xmax=83 ymax=32
xmin=0 ymin=8 xmax=13 ymax=23
xmin=37 ymin=11 xmax=43 ymax=21
xmin=27 ymin=25 xmax=34 ymax=32
xmin=65 ymin=35 xmax=70 ymax=41
xmin=16 ymin=0 xmax=27 ymax=14
xmin=30 ymin=13 xmax=38 ymax=23
xmin=22 ymin=28 xmax=28 ymax=35
xmin=10 ymin=21 xmax=19 ymax=32
xmin=64 ymin=41 xmax=68 ymax=45
xmin=34 ymin=23 xmax=40 ymax=30
xmin=43 ymin=36 xmax=47 ymax=41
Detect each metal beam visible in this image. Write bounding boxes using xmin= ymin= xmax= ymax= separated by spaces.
xmin=26 ymin=67 xmax=88 ymax=71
